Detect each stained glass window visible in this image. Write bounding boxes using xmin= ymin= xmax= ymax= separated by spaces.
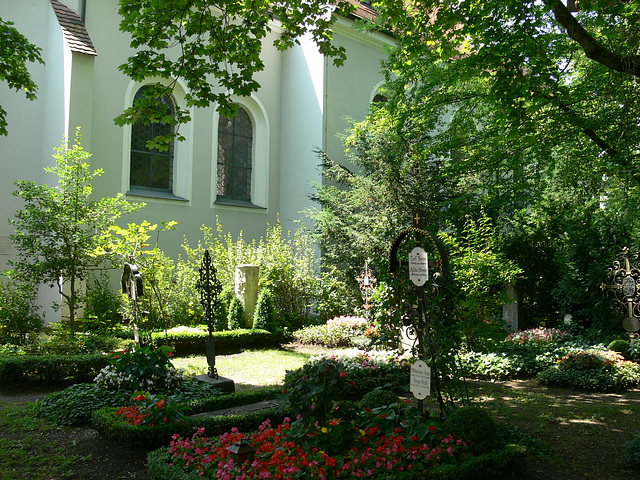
xmin=130 ymin=86 xmax=175 ymax=192
xmin=217 ymin=107 xmax=253 ymax=202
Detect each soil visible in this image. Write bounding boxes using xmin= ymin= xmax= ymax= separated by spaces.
xmin=2 ymin=365 xmax=640 ymax=479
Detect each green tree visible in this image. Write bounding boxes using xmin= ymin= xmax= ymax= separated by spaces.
xmin=309 ymin=0 xmax=640 ymax=332
xmin=0 ymin=18 xmax=43 ymax=135
xmin=441 ymin=213 xmax=523 ymax=349
xmin=115 ymin=0 xmax=356 ymax=147
xmin=8 ymin=129 xmax=142 ymax=327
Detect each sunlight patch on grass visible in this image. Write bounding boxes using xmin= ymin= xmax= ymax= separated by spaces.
xmin=172 ymin=349 xmax=312 ymax=387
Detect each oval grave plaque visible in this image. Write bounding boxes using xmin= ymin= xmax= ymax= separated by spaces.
xmin=623 ymin=275 xmax=637 ymax=298
xmin=409 ymin=247 xmax=429 ymax=287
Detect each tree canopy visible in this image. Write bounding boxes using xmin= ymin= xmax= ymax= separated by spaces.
xmin=0 ymin=18 xmax=43 ymax=135
xmin=308 ymin=0 xmax=640 ymax=332
xmin=115 ymin=0 xmax=356 ymax=145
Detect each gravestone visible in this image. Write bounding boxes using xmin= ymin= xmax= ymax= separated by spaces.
xmin=235 ymin=265 xmax=260 ymax=328
xmin=502 ymin=282 xmax=519 ymax=333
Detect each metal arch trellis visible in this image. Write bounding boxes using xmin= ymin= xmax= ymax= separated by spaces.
xmin=388 ymin=211 xmax=449 ymax=418
xmin=196 ymin=249 xmax=223 ymax=378
xmin=601 ymin=247 xmax=640 ymax=339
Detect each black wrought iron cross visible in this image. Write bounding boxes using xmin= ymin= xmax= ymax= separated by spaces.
xmin=195 ymin=249 xmax=223 ymax=378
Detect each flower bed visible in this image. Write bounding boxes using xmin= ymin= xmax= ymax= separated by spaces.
xmin=293 ymin=317 xmax=375 ymax=348
xmin=156 ymin=418 xmax=470 ymax=479
xmin=504 ymin=327 xmax=569 ymax=346
xmin=538 ymin=348 xmax=640 ymax=391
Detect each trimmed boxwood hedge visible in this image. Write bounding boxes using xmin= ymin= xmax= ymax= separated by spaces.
xmin=151 ymin=329 xmax=291 ymax=356
xmin=92 ymin=386 xmax=284 ymax=449
xmin=0 ymin=353 xmax=108 ymax=384
xmin=147 ymin=442 xmax=526 ymax=480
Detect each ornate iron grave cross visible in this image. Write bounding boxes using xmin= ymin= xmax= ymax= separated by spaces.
xmin=389 ymin=211 xmax=449 ymax=418
xmin=601 ymin=247 xmax=640 ymax=339
xmin=357 ymin=260 xmax=377 ymax=319
xmin=196 ymin=249 xmax=223 ymax=378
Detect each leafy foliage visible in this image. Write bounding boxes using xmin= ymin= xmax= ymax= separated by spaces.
xmin=183 ymin=218 xmax=319 ymax=330
xmin=538 ymin=349 xmax=640 ymax=391
xmin=8 ymin=130 xmax=141 ymax=326
xmin=443 ymin=406 xmax=499 ymax=455
xmin=442 ymin=213 xmax=522 ymax=350
xmin=84 ymin=272 xmax=124 ymax=335
xmin=293 ymin=316 xmax=371 ymax=348
xmin=227 ymin=295 xmax=244 ymax=330
xmin=95 ymin=344 xmax=185 ymax=392
xmin=252 ymin=288 xmax=275 ymax=332
xmin=0 ymin=18 xmax=43 ymax=135
xmin=625 ymin=432 xmax=640 ymax=470
xmin=37 ymin=383 xmax=132 ymax=426
xmin=0 ymin=277 xmax=43 ymax=344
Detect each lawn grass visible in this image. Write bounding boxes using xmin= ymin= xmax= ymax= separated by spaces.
xmin=172 ymin=348 xmax=313 ymax=389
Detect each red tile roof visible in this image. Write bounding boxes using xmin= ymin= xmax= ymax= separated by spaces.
xmin=50 ymin=0 xmax=97 ymax=56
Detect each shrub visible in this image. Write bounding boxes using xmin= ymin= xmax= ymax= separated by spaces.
xmin=443 ymin=406 xmax=499 ymax=455
xmin=214 ymin=286 xmax=234 ymax=331
xmin=150 ymin=327 xmax=285 ymax=356
xmin=184 ymin=219 xmax=320 ymax=330
xmin=37 ymin=383 xmax=132 ymax=426
xmin=94 ymin=344 xmax=187 ymax=392
xmin=538 ymin=349 xmax=640 ymax=391
xmin=625 ymin=432 xmax=640 ymax=469
xmin=227 ymin=295 xmax=244 ymax=330
xmin=252 ymin=288 xmax=275 ymax=332
xmin=293 ymin=316 xmax=369 ymax=348
xmin=0 ymin=353 xmax=108 ymax=384
xmin=608 ymin=339 xmax=631 ymax=359
xmin=0 ymin=278 xmax=43 ymax=345
xmin=360 ymin=388 xmax=399 ymax=409
xmin=156 ymin=415 xmax=469 ymax=479
xmin=39 ymin=379 xmax=221 ymax=427
xmin=116 ymin=391 xmax=186 ymax=427
xmin=283 ymin=349 xmax=411 ymax=404
xmin=84 ymin=272 xmax=123 ymax=334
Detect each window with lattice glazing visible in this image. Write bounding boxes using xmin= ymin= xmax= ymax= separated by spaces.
xmin=130 ymin=86 xmax=175 ymax=192
xmin=217 ymin=107 xmax=253 ymax=202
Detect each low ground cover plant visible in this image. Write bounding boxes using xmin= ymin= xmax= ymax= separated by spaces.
xmin=457 ymin=327 xmax=607 ymax=380
xmin=538 ymin=348 xmax=640 ymax=391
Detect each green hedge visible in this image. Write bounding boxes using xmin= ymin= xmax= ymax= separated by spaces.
xmin=147 ymin=442 xmax=526 ymax=480
xmin=0 ymin=353 xmax=108 ymax=384
xmin=151 ymin=329 xmax=290 ymax=356
xmin=92 ymin=387 xmax=284 ymax=449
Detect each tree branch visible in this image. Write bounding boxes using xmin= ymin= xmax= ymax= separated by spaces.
xmin=544 ymin=0 xmax=640 ymax=77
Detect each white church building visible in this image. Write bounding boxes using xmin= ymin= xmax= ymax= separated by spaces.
xmin=0 ymin=0 xmax=393 ymax=320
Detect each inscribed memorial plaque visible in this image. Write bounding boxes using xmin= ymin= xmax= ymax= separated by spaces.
xmin=409 ymin=247 xmax=429 ymax=287
xmin=410 ymin=360 xmax=431 ymax=400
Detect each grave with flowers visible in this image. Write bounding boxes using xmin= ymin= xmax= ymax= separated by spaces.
xmin=144 ymin=213 xmax=528 ymax=480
